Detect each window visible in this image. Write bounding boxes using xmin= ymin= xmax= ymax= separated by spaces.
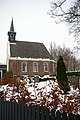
xmin=44 ymin=62 xmax=48 ymax=72
xmin=22 ymin=62 xmax=27 ymax=72
xmin=0 ymin=70 xmax=2 ymax=79
xmin=53 ymin=63 xmax=54 ymax=72
xmin=33 ymin=62 xmax=38 ymax=72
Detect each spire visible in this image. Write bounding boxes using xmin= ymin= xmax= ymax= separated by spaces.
xmin=8 ymin=18 xmax=16 ymax=42
xmin=10 ymin=17 xmax=14 ymax=32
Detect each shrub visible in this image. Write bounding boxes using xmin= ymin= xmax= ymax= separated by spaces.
xmin=57 ymin=56 xmax=70 ymax=93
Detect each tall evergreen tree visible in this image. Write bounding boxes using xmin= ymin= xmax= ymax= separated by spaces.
xmin=57 ymin=56 xmax=70 ymax=93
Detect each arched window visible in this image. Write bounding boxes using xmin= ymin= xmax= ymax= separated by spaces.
xmin=22 ymin=62 xmax=27 ymax=72
xmin=44 ymin=62 xmax=48 ymax=72
xmin=33 ymin=62 xmax=38 ymax=72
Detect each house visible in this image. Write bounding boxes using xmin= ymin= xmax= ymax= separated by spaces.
xmin=66 ymin=71 xmax=80 ymax=89
xmin=7 ymin=18 xmax=55 ymax=78
xmin=0 ymin=65 xmax=7 ymax=79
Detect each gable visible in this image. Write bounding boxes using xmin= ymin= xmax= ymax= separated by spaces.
xmin=10 ymin=41 xmax=52 ymax=59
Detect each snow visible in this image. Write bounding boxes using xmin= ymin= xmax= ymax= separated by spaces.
xmin=10 ymin=57 xmax=55 ymax=62
xmin=0 ymin=79 xmax=80 ymax=114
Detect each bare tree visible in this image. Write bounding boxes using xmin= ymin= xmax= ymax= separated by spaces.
xmin=49 ymin=0 xmax=80 ymax=42
xmin=49 ymin=42 xmax=79 ymax=72
xmin=49 ymin=42 xmax=58 ymax=60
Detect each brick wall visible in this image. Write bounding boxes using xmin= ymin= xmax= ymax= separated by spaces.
xmin=9 ymin=60 xmax=54 ymax=77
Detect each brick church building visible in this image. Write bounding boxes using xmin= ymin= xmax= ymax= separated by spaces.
xmin=7 ymin=18 xmax=55 ymax=78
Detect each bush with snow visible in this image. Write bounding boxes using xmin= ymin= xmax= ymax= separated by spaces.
xmin=0 ymin=77 xmax=80 ymax=114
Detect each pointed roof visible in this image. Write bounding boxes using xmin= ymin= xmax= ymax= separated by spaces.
xmin=10 ymin=18 xmax=14 ymax=32
xmin=10 ymin=41 xmax=52 ymax=59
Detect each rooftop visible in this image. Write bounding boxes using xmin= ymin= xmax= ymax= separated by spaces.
xmin=10 ymin=41 xmax=52 ymax=59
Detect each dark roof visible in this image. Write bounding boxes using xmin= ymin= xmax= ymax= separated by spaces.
xmin=66 ymin=71 xmax=80 ymax=76
xmin=10 ymin=41 xmax=52 ymax=59
xmin=0 ymin=65 xmax=7 ymax=69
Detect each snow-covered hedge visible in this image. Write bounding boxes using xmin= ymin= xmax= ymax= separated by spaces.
xmin=0 ymin=78 xmax=80 ymax=114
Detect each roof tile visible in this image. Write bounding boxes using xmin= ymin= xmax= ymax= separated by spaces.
xmin=10 ymin=41 xmax=52 ymax=59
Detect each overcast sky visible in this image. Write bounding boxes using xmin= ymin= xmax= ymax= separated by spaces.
xmin=0 ymin=0 xmax=75 ymax=64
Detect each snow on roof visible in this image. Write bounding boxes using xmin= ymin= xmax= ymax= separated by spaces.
xmin=9 ymin=57 xmax=55 ymax=62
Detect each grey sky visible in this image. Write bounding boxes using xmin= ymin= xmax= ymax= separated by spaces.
xmin=0 ymin=0 xmax=75 ymax=64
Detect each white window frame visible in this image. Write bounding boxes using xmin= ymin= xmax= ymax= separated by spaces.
xmin=44 ymin=62 xmax=48 ymax=72
xmin=33 ymin=62 xmax=38 ymax=72
xmin=0 ymin=70 xmax=2 ymax=79
xmin=22 ymin=62 xmax=27 ymax=72
xmin=53 ymin=63 xmax=54 ymax=72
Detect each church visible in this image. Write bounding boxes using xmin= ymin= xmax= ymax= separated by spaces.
xmin=7 ymin=18 xmax=55 ymax=78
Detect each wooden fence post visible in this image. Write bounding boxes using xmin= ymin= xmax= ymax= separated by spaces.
xmin=50 ymin=109 xmax=55 ymax=120
xmin=35 ymin=105 xmax=40 ymax=120
xmin=75 ymin=114 xmax=80 ymax=120
xmin=68 ymin=113 xmax=74 ymax=120
xmin=62 ymin=111 xmax=68 ymax=120
xmin=24 ymin=105 xmax=28 ymax=120
xmin=28 ymin=105 xmax=32 ymax=120
xmin=56 ymin=111 xmax=61 ymax=120
xmin=44 ymin=108 xmax=50 ymax=120
xmin=40 ymin=106 xmax=45 ymax=120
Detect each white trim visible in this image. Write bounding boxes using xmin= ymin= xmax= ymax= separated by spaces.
xmin=0 ymin=70 xmax=2 ymax=79
xmin=7 ymin=41 xmax=10 ymax=71
xmin=53 ymin=63 xmax=54 ymax=72
xmin=21 ymin=62 xmax=27 ymax=72
xmin=33 ymin=62 xmax=38 ymax=72
xmin=9 ymin=57 xmax=55 ymax=62
xmin=79 ymin=79 xmax=80 ymax=88
xmin=10 ymin=42 xmax=16 ymax=45
xmin=44 ymin=62 xmax=48 ymax=72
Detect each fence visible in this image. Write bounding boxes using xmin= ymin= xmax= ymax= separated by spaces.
xmin=0 ymin=98 xmax=80 ymax=120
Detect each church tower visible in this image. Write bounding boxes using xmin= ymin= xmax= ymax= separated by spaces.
xmin=8 ymin=18 xmax=16 ymax=42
